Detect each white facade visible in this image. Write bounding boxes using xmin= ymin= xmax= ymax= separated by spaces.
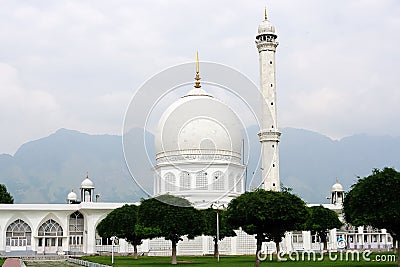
xmin=0 ymin=179 xmax=392 ymax=256
xmin=256 ymin=10 xmax=281 ymax=191
xmin=0 ymin=202 xmax=125 ymax=255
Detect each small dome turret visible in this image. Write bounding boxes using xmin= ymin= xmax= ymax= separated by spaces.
xmin=332 ymin=180 xmax=344 ymax=192
xmin=67 ymin=189 xmax=78 ymax=204
xmin=81 ymin=175 xmax=94 ymax=189
xmin=80 ymin=174 xmax=95 ymax=202
xmin=331 ymin=178 xmax=344 ymax=205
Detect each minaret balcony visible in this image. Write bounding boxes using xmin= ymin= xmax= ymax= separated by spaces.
xmin=258 ymin=130 xmax=281 ymax=142
xmin=256 ymin=41 xmax=278 ymax=52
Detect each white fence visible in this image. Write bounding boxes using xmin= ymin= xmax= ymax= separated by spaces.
xmin=67 ymin=257 xmax=111 ymax=267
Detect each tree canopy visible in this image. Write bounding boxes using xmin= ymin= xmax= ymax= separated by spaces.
xmin=138 ymin=194 xmax=203 ymax=265
xmin=226 ymin=189 xmax=308 ymax=267
xmin=343 ymin=167 xmax=400 ymax=267
xmin=304 ymin=205 xmax=343 ymax=250
xmin=96 ymin=204 xmax=149 ymax=259
xmin=0 ymin=184 xmax=13 ymax=204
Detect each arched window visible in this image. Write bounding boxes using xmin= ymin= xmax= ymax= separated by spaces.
xmin=196 ymin=172 xmax=208 ymax=190
xmin=164 ymin=172 xmax=176 ymax=192
xmin=180 ymin=171 xmax=191 ymax=190
xmin=212 ymin=171 xmax=225 ymax=191
xmin=69 ymin=211 xmax=84 ymax=247
xmin=37 ymin=219 xmax=64 ymax=249
xmin=6 ymin=219 xmax=31 ymax=247
xmin=38 ymin=219 xmax=63 ymax=236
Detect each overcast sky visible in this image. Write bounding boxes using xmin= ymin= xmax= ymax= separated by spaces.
xmin=1 ymin=0 xmax=399 ymax=155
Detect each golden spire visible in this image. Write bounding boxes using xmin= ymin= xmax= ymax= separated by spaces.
xmin=264 ymin=6 xmax=267 ymax=20
xmin=194 ymin=51 xmax=201 ymax=88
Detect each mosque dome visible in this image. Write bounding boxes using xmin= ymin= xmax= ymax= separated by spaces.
xmin=155 ymin=88 xmax=243 ymax=164
xmin=67 ymin=190 xmax=78 ymax=201
xmin=332 ymin=180 xmax=344 ymax=192
xmin=81 ymin=175 xmax=94 ymax=189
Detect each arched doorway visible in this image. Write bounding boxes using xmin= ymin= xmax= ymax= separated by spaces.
xmin=69 ymin=211 xmax=84 ymax=253
xmin=6 ymin=219 xmax=32 ymax=251
xmin=38 ymin=219 xmax=63 ymax=254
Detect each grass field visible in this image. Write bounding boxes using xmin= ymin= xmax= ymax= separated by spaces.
xmin=82 ymin=253 xmax=398 ymax=267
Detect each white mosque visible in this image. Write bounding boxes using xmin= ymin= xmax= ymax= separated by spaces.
xmin=0 ymin=9 xmax=393 ymax=256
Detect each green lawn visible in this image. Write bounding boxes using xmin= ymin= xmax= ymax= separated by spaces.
xmin=82 ymin=253 xmax=398 ymax=267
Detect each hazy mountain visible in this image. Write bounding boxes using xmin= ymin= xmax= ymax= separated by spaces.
xmin=279 ymin=128 xmax=400 ymax=203
xmin=0 ymin=127 xmax=398 ymax=204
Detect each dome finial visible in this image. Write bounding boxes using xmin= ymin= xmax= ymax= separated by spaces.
xmin=336 ymin=177 xmax=339 ymax=183
xmin=194 ymin=51 xmax=201 ymax=88
xmin=264 ymin=6 xmax=268 ymax=20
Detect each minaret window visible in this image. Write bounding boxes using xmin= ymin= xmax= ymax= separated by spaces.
xmin=270 ymin=61 xmax=273 ymax=64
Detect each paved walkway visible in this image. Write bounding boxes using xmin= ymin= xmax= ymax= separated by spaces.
xmin=2 ymin=258 xmax=22 ymax=267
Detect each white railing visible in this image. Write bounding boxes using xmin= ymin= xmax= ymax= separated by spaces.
xmin=68 ymin=257 xmax=111 ymax=267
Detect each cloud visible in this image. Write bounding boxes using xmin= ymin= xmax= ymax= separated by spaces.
xmin=0 ymin=0 xmax=399 ymax=154
xmin=0 ymin=63 xmax=60 ymax=153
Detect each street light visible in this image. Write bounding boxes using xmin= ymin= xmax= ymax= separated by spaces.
xmin=211 ymin=202 xmax=225 ymax=262
xmin=110 ymin=236 xmax=118 ymax=265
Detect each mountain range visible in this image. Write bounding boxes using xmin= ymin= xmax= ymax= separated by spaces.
xmin=0 ymin=127 xmax=399 ymax=204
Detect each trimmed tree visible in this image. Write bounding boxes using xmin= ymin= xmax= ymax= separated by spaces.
xmin=304 ymin=205 xmax=343 ymax=251
xmin=0 ymin=184 xmax=13 ymax=204
xmin=201 ymin=208 xmax=236 ymax=258
xmin=138 ymin=194 xmax=203 ymax=265
xmin=343 ymin=167 xmax=400 ymax=267
xmin=226 ymin=189 xmax=308 ymax=267
xmin=97 ymin=204 xmax=149 ymax=259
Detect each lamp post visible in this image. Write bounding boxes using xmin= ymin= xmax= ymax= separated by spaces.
xmin=110 ymin=236 xmax=117 ymax=265
xmin=211 ymin=202 xmax=225 ymax=262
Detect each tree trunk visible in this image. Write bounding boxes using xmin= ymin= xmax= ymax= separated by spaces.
xmin=214 ymin=237 xmax=219 ymax=258
xmin=275 ymin=241 xmax=281 ymax=262
xmin=254 ymin=235 xmax=262 ymax=267
xmin=133 ymin=244 xmax=138 ymax=260
xmin=172 ymin=240 xmax=177 ymax=265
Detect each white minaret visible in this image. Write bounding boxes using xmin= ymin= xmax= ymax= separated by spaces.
xmin=256 ymin=8 xmax=281 ymax=191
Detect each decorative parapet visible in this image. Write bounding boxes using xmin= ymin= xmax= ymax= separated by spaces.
xmin=156 ymin=149 xmax=241 ymax=164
